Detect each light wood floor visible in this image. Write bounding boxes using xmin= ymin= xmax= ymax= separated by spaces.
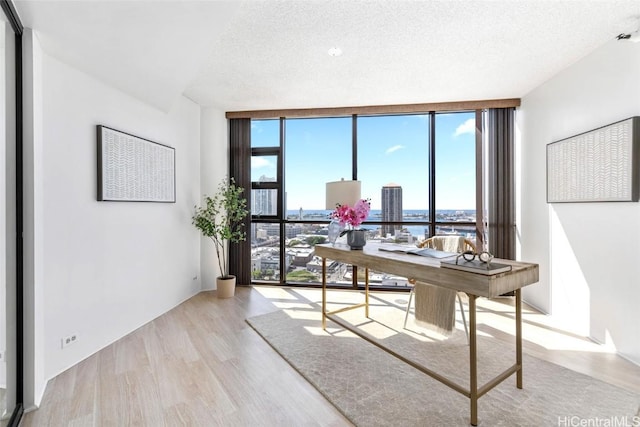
xmin=21 ymin=286 xmax=640 ymax=426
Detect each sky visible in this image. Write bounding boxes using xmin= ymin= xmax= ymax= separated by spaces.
xmin=250 ymin=112 xmax=476 ymax=211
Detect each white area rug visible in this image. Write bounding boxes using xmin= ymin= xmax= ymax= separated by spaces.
xmin=246 ymin=308 xmax=640 ymax=427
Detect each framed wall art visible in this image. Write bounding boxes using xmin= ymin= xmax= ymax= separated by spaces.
xmin=97 ymin=125 xmax=176 ymax=202
xmin=546 ymin=117 xmax=640 ymax=203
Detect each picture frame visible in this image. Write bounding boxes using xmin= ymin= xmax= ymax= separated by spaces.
xmin=546 ymin=117 xmax=640 ymax=203
xmin=97 ymin=125 xmax=176 ymax=202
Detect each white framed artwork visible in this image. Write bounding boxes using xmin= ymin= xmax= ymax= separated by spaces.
xmin=97 ymin=125 xmax=176 ymax=202
xmin=547 ymin=117 xmax=639 ymax=203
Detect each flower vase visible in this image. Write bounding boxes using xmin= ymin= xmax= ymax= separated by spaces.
xmin=346 ymin=229 xmax=366 ymax=250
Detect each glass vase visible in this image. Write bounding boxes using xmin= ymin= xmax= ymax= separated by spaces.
xmin=327 ymin=220 xmax=345 ymax=246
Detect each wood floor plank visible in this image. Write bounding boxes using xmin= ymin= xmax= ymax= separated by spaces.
xmin=66 ymin=353 xmax=99 ymax=423
xmin=21 ymin=286 xmax=640 ymax=426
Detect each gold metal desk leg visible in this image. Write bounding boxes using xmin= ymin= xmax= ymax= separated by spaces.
xmin=468 ymin=294 xmax=478 ymax=426
xmin=322 ymin=257 xmax=327 ymax=330
xmin=365 ymin=267 xmax=369 ymax=318
xmin=516 ymin=288 xmax=523 ymax=389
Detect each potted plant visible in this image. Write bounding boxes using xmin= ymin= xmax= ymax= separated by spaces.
xmin=192 ymin=177 xmax=249 ymax=298
xmin=330 ymin=198 xmax=371 ymax=250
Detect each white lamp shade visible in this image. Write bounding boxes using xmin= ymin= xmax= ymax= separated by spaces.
xmin=326 ymin=179 xmax=361 ymax=209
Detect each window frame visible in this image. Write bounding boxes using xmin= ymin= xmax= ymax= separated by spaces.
xmin=1 ymin=0 xmax=25 ymax=424
xmin=249 ymin=111 xmax=482 ymax=289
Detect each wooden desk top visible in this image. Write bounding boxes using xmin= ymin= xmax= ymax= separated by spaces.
xmin=315 ymin=242 xmax=539 ymax=298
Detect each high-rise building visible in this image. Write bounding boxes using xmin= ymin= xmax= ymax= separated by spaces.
xmin=251 ymin=175 xmax=277 ymax=216
xmin=381 ymin=183 xmax=403 ymax=237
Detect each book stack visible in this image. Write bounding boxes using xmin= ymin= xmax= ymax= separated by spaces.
xmin=440 ymin=259 xmax=512 ymax=275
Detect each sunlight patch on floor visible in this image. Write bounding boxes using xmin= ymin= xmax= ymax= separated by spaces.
xmin=272 ymin=301 xmax=315 ymax=309
xmin=256 ymin=286 xmax=617 ymax=356
xmin=521 ymin=322 xmax=612 ymax=353
xmin=474 ymin=299 xmax=614 ymax=354
xmin=303 ymin=326 xmax=332 ymax=336
xmin=350 ymin=318 xmax=399 ymax=340
xmin=282 ymin=309 xmax=319 ymax=321
xmin=255 ymin=286 xmax=303 ymax=300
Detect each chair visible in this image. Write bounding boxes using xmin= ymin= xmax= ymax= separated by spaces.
xmin=403 ymin=236 xmax=475 ymax=341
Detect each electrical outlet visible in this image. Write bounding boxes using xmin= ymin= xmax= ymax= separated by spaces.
xmin=61 ymin=334 xmax=78 ymax=349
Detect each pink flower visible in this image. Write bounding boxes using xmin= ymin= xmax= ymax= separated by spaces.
xmin=330 ymin=198 xmax=371 ymax=228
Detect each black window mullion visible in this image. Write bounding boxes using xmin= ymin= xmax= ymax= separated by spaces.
xmin=278 ymin=118 xmax=285 ymax=220
xmin=279 ymin=118 xmax=285 ymax=285
xmin=250 ymin=146 xmax=281 ymax=220
xmin=251 ymin=182 xmax=279 ymax=190
xmin=352 ymin=115 xmax=357 ymax=181
xmin=1 ymin=0 xmax=24 ymax=424
xmin=351 ymin=115 xmax=359 ymax=288
xmin=428 ymin=111 xmax=436 ymax=237
xmin=251 ymin=147 xmax=279 ymax=156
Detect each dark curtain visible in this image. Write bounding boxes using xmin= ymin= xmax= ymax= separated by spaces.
xmin=486 ymin=108 xmax=516 ymax=260
xmin=474 ymin=110 xmax=485 ymax=250
xmin=229 ymin=119 xmax=252 ymax=285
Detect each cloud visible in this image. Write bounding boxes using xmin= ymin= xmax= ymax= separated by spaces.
xmin=251 ymin=157 xmax=272 ymax=168
xmin=385 ymin=144 xmax=405 ymax=154
xmin=454 ymin=118 xmax=475 ymax=137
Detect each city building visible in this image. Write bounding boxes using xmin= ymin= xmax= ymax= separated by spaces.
xmin=251 ymin=175 xmax=278 ymax=216
xmin=381 ymin=183 xmax=403 ymax=237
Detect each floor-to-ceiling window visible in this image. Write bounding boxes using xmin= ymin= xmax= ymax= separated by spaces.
xmin=434 ymin=112 xmax=477 ymax=240
xmin=358 ymin=114 xmax=430 ymax=242
xmin=248 ymin=111 xmax=479 ymax=289
xmin=250 ymin=119 xmax=282 ymax=281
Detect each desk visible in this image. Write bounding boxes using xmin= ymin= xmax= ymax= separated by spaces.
xmin=315 ymin=242 xmax=539 ymax=426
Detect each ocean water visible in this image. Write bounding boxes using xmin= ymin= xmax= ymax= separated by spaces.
xmin=286 ymin=209 xmax=476 ymax=238
xmin=286 ymin=209 xmax=475 ymax=220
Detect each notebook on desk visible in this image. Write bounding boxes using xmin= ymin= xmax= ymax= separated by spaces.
xmin=378 ymin=245 xmax=458 ymax=259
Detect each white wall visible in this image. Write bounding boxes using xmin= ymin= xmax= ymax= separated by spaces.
xmin=22 ymin=28 xmax=45 ymax=410
xmin=22 ymin=32 xmax=204 ymax=406
xmin=199 ymin=108 xmax=229 ymax=289
xmin=520 ymin=39 xmax=640 ymax=365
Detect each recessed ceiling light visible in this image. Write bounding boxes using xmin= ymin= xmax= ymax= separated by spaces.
xmin=328 ymin=47 xmax=342 ymax=57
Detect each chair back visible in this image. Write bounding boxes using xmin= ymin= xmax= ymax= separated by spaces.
xmin=418 ymin=235 xmax=475 ymax=253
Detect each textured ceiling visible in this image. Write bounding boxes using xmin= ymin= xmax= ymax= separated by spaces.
xmin=14 ymin=0 xmax=640 ymax=113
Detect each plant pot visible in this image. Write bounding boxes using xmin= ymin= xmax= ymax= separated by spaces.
xmin=346 ymin=229 xmax=366 ymax=250
xmin=216 ymin=275 xmax=236 ymax=298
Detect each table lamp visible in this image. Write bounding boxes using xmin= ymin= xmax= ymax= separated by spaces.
xmin=325 ymin=179 xmax=361 ymax=209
